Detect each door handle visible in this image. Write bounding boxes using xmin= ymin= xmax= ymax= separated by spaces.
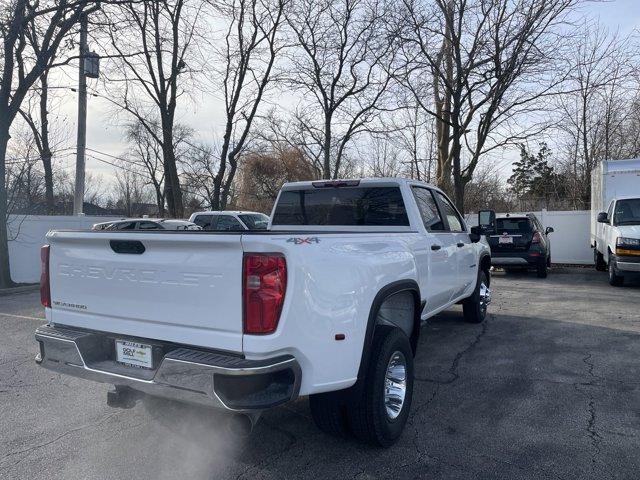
xmin=457 ymin=242 xmax=465 ymax=247
xmin=431 ymin=245 xmax=441 ymax=251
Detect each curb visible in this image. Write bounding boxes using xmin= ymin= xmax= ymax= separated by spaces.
xmin=0 ymin=284 xmax=39 ymax=296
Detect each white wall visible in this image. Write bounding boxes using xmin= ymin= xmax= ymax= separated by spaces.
xmin=467 ymin=210 xmax=593 ymax=265
xmin=7 ymin=215 xmax=120 ymax=284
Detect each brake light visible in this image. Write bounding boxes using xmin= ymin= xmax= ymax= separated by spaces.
xmin=243 ymin=253 xmax=286 ymax=334
xmin=532 ymin=232 xmax=542 ymax=244
xmin=40 ymin=245 xmax=51 ymax=308
xmin=311 ymin=180 xmax=360 ymax=188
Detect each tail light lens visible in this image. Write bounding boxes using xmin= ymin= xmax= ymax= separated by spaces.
xmin=532 ymin=232 xmax=542 ymax=244
xmin=40 ymin=245 xmax=51 ymax=308
xmin=243 ymin=253 xmax=286 ymax=334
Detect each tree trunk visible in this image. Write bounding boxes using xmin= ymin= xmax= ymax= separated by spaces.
xmin=323 ymin=116 xmax=332 ymax=179
xmin=161 ymin=123 xmax=183 ymax=218
xmin=0 ymin=122 xmax=14 ymax=288
xmin=40 ymin=73 xmax=54 ymax=213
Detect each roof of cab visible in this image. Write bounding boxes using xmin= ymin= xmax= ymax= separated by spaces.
xmin=280 ymin=177 xmax=438 ymax=190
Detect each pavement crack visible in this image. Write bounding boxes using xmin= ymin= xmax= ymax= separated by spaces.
xmin=574 ymin=353 xmax=602 ymax=468
xmin=415 ymin=316 xmax=489 ymax=386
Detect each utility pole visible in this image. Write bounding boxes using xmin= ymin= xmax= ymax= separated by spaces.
xmin=73 ymin=14 xmax=88 ymax=215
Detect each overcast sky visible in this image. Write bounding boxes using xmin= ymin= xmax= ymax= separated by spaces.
xmin=35 ymin=0 xmax=640 ymax=186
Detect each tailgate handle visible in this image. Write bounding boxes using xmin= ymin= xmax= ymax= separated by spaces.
xmin=110 ymin=240 xmax=146 ymax=255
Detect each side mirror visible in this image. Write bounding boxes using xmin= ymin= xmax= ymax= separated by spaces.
xmin=470 ymin=226 xmax=482 ymax=243
xmin=597 ymin=212 xmax=608 ymax=224
xmin=478 ymin=209 xmax=497 ymax=235
xmin=545 ymin=227 xmax=554 ymax=235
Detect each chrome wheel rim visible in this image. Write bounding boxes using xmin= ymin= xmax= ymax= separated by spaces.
xmin=479 ymin=282 xmax=491 ymax=315
xmin=384 ymin=351 xmax=407 ymax=420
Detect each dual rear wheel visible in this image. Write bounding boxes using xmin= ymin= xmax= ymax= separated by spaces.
xmin=310 ymin=328 xmax=414 ymax=447
xmin=311 ymin=270 xmax=490 ymax=446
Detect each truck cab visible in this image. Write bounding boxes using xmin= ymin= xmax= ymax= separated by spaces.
xmin=595 ymin=196 xmax=640 ymax=285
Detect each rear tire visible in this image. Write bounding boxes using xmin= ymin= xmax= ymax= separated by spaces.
xmin=594 ymin=249 xmax=607 ymax=271
xmin=536 ymin=259 xmax=548 ymax=278
xmin=309 ymin=390 xmax=351 ymax=438
xmin=608 ymin=257 xmax=624 ymax=286
xmin=463 ymin=270 xmax=490 ymax=324
xmin=346 ymin=328 xmax=414 ymax=447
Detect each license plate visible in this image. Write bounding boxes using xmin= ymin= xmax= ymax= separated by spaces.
xmin=115 ymin=340 xmax=153 ymax=369
xmin=499 ymin=236 xmax=514 ymax=244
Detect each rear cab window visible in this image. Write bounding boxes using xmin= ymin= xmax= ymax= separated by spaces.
xmin=272 ymin=186 xmax=409 ymax=226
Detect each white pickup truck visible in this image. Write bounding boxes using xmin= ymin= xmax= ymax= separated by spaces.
xmin=35 ymin=178 xmax=494 ymax=446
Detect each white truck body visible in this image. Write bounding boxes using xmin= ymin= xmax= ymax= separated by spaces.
xmin=35 ymin=178 xmax=493 ymax=445
xmin=591 ymin=158 xmax=640 ymax=245
xmin=591 ymin=159 xmax=640 ymax=282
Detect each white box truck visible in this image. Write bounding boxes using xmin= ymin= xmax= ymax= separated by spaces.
xmin=591 ymin=159 xmax=640 ymax=286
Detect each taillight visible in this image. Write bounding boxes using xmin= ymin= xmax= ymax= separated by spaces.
xmin=243 ymin=253 xmax=286 ymax=334
xmin=532 ymin=232 xmax=542 ymax=244
xmin=40 ymin=245 xmax=51 ymax=308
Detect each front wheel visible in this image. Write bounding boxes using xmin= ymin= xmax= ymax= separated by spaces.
xmin=347 ymin=328 xmax=414 ymax=447
xmin=463 ymin=270 xmax=491 ymax=323
xmin=608 ymin=256 xmax=624 ymax=286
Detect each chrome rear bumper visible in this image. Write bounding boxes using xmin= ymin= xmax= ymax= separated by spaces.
xmin=35 ymin=324 xmax=300 ymax=412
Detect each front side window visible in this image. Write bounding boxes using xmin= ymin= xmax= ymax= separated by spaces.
xmin=614 ymin=198 xmax=640 ymax=226
xmin=434 ymin=192 xmax=465 ymax=232
xmin=138 ymin=221 xmax=161 ymax=230
xmin=239 ymin=213 xmax=269 ymax=230
xmin=411 ymin=187 xmax=445 ymax=232
xmin=272 ymin=187 xmax=409 ymax=226
xmin=110 ymin=221 xmax=137 ymax=230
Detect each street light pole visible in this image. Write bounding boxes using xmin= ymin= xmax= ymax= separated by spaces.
xmin=73 ymin=14 xmax=88 ymax=216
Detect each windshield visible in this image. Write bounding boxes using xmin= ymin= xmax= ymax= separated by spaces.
xmin=239 ymin=213 xmax=269 ymax=230
xmin=614 ymin=199 xmax=640 ymax=226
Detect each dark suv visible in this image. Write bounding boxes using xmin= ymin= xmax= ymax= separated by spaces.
xmin=487 ymin=213 xmax=554 ymax=278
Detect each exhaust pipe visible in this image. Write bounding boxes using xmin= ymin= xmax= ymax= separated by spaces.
xmin=225 ymin=412 xmax=260 ymax=437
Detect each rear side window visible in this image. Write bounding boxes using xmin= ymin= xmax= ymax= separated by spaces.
xmin=496 ymin=218 xmax=532 ymax=234
xmin=193 ymin=215 xmax=215 ymax=230
xmin=272 ymin=187 xmax=409 ymax=226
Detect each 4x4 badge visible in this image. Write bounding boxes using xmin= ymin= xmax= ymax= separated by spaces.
xmin=287 ymin=237 xmax=320 ymax=245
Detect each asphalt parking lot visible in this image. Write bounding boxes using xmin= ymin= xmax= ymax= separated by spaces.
xmin=1 ymin=267 xmax=639 ymax=480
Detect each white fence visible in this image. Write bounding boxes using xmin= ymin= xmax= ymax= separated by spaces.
xmin=467 ymin=209 xmax=593 ymax=265
xmin=7 ymin=215 xmax=120 ymax=284
xmin=6 ymin=210 xmax=594 ymax=284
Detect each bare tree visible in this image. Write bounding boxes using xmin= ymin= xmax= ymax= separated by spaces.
xmin=285 ymin=0 xmax=397 ymax=179
xmin=200 ymin=0 xmax=286 ymax=209
xmin=110 ymin=168 xmax=153 ymax=217
xmin=0 ymin=0 xmax=102 ymax=287
xmin=235 ymin=146 xmax=316 ymax=212
xmin=400 ymin=0 xmax=577 ymax=210
xmin=555 ymin=23 xmax=635 ymax=207
xmin=101 ymin=0 xmax=206 ymax=218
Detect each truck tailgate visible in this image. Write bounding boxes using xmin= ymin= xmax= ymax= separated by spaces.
xmin=47 ymin=231 xmax=243 ymax=352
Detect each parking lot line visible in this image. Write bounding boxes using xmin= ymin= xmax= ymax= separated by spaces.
xmin=0 ymin=312 xmax=43 ymax=321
